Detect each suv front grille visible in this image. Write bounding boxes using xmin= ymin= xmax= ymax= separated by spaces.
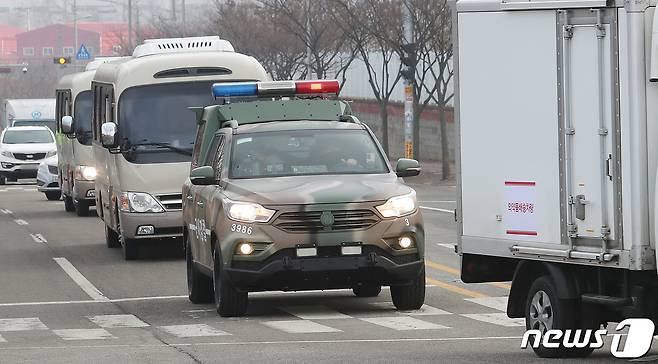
xmin=274 ymin=209 xmax=379 ymax=233
xmin=13 ymin=152 xmax=46 ymax=160
xmin=157 ymin=194 xmax=182 ymax=211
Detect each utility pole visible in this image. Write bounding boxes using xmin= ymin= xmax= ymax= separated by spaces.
xmin=182 ymin=0 xmax=186 ymax=37
xmin=171 ymin=0 xmax=177 ymax=21
xmin=401 ymin=0 xmax=416 ymax=159
xmin=305 ymin=0 xmax=312 ymax=80
xmin=128 ymin=0 xmax=133 ymax=52
xmin=73 ymin=0 xmax=78 ymax=64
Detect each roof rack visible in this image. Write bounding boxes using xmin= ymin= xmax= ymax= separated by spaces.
xmin=132 ymin=36 xmax=234 ymax=58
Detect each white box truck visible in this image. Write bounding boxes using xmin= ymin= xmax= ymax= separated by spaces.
xmin=0 ymin=99 xmax=56 ymax=132
xmin=454 ymin=0 xmax=658 ymax=357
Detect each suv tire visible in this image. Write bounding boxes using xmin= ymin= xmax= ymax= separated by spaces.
xmin=45 ymin=191 xmax=61 ymax=201
xmin=213 ymin=248 xmax=248 ymax=317
xmin=391 ymin=267 xmax=425 ymax=310
xmin=105 ymin=224 xmax=120 ymax=248
xmin=64 ymin=195 xmax=75 ymax=212
xmin=74 ymin=199 xmax=90 ymax=217
xmin=186 ymin=236 xmax=213 ymax=304
xmin=0 ymin=176 xmax=5 ymax=185
xmin=353 ymin=285 xmax=382 ymax=297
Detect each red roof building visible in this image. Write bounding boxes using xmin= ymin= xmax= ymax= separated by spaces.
xmin=15 ymin=24 xmax=100 ymax=64
xmin=0 ymin=24 xmax=25 ymax=63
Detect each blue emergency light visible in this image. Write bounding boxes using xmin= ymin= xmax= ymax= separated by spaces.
xmin=212 ymin=80 xmax=340 ymax=99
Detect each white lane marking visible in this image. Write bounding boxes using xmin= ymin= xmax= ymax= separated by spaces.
xmin=30 ymin=234 xmax=47 ymax=243
xmin=436 ymin=243 xmax=455 ymax=250
xmin=23 ymin=188 xmax=37 ymax=192
xmin=631 ymin=355 xmax=658 ymax=362
xmin=160 ymin=324 xmax=230 ymax=338
xmin=181 ymin=309 xmax=215 ymax=313
xmin=461 ymin=313 xmax=525 ymax=327
xmin=109 ymin=295 xmax=187 ymax=303
xmin=418 ymin=200 xmax=456 ymax=203
xmin=52 ymin=329 xmax=116 ymax=341
xmin=0 ymin=336 xmax=525 ymax=351
xmin=369 ymin=302 xmax=451 ymax=316
xmin=279 ymin=305 xmax=352 ymax=320
xmin=419 ymin=206 xmax=454 ymax=214
xmin=88 ymin=314 xmax=149 ymax=329
xmin=14 ymin=219 xmax=28 ymax=225
xmin=465 ymin=297 xmax=508 ymax=312
xmin=0 ymin=318 xmax=48 ymax=332
xmin=52 ymin=257 xmax=109 ymax=302
xmin=0 ymin=334 xmax=5 ymax=343
xmin=263 ymin=320 xmax=341 ymax=334
xmin=0 ymin=209 xmax=11 ymax=214
xmin=6 ymin=187 xmax=22 ymax=191
xmin=360 ymin=316 xmax=449 ymax=330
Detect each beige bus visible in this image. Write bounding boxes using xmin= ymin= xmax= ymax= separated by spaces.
xmin=56 ymin=58 xmax=126 ymax=216
xmin=93 ymin=36 xmax=269 ymax=260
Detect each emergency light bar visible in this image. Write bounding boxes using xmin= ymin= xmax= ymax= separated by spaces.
xmin=212 ymin=80 xmax=340 ymax=99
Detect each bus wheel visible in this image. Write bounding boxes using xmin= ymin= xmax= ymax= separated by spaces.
xmin=45 ymin=191 xmax=61 ymax=201
xmin=525 ymin=275 xmax=581 ymax=358
xmin=74 ymin=199 xmax=90 ymax=217
xmin=118 ymin=220 xmax=138 ymax=260
xmin=105 ymin=225 xmax=120 ymax=248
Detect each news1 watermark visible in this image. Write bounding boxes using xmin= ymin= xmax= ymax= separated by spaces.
xmin=521 ymin=318 xmax=656 ymax=358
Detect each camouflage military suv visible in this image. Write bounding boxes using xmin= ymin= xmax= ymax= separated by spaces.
xmin=183 ymin=80 xmax=425 ymax=317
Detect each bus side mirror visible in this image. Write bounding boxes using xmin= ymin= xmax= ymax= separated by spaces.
xmin=61 ymin=116 xmax=74 ymax=134
xmin=190 ymin=166 xmax=215 ymax=185
xmin=101 ymin=122 xmax=118 ymax=148
xmin=396 ymin=158 xmax=421 ymax=177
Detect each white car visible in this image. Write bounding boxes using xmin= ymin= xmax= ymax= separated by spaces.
xmin=0 ymin=126 xmax=57 ymax=185
xmin=37 ymin=154 xmax=61 ymax=200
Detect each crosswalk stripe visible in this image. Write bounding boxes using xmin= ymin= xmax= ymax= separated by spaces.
xmin=0 ymin=318 xmax=48 ymax=332
xmin=263 ymin=320 xmax=342 ymax=334
xmin=30 ymin=234 xmax=46 ymax=243
xmin=279 ymin=305 xmax=352 ymax=320
xmin=461 ymin=313 xmax=525 ymax=327
xmin=0 ymin=209 xmax=10 ymax=214
xmin=360 ymin=316 xmax=449 ymax=330
xmin=465 ymin=297 xmax=508 ymax=312
xmin=87 ymin=314 xmax=149 ymax=328
xmin=160 ymin=324 xmax=230 ymax=338
xmin=369 ymin=302 xmax=452 ymax=316
xmin=52 ymin=329 xmax=116 ymax=341
xmin=14 ymin=219 xmax=28 ymax=225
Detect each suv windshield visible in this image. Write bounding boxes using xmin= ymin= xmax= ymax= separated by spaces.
xmin=118 ymin=81 xmax=217 ymax=164
xmin=2 ymin=129 xmax=53 ymax=144
xmin=74 ymin=91 xmax=93 ymax=145
xmin=12 ymin=120 xmax=56 ymax=132
xmin=230 ymin=129 xmax=389 ymax=179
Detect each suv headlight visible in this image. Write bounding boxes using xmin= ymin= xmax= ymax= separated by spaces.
xmin=119 ymin=192 xmax=164 ymax=213
xmin=376 ymin=191 xmax=417 ymax=218
xmin=225 ymin=199 xmax=275 ymax=223
xmin=45 ymin=150 xmax=57 ymax=158
xmin=0 ymin=151 xmax=12 ymax=158
xmin=74 ymin=165 xmax=97 ymax=181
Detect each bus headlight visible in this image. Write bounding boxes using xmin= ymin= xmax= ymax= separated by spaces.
xmin=376 ymin=192 xmax=417 ymax=218
xmin=74 ymin=166 xmax=97 ymax=181
xmin=225 ymin=200 xmax=275 ymax=223
xmin=119 ymin=192 xmax=164 ymax=213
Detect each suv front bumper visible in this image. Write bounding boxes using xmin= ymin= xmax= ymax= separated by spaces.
xmin=1 ymin=161 xmax=40 ymax=179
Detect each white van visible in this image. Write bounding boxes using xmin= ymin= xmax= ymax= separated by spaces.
xmin=93 ymin=36 xmax=269 ymax=260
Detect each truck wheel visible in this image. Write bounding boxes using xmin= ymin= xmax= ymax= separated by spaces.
xmin=525 ymin=275 xmax=579 ymax=358
xmin=105 ymin=225 xmax=120 ymax=248
xmin=64 ymin=195 xmax=75 ymax=212
xmin=45 ymin=191 xmax=61 ymax=201
xmin=353 ymin=285 xmax=382 ymax=297
xmin=74 ymin=199 xmax=90 ymax=217
xmin=391 ymin=267 xmax=425 ymax=310
xmin=186 ymin=236 xmax=213 ymax=304
xmin=213 ymin=248 xmax=248 ymax=317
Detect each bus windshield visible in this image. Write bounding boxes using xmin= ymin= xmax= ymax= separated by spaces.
xmin=74 ymin=91 xmax=93 ymax=146
xmin=118 ymin=81 xmax=217 ymax=164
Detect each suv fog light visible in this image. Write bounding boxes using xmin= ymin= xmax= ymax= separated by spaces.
xmin=1 ymin=162 xmax=14 ymax=169
xmin=86 ymin=189 xmax=95 ymax=198
xmin=137 ymin=225 xmax=155 ymax=235
xmin=238 ymin=243 xmax=254 ymax=255
xmin=296 ymin=247 xmax=317 ymax=257
xmin=341 ymin=245 xmax=362 ymax=255
xmin=398 ymin=236 xmax=414 ymax=249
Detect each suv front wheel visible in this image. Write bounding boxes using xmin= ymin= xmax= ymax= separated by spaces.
xmin=186 ymin=235 xmax=213 ymax=304
xmin=391 ymin=266 xmax=425 ymax=310
xmin=213 ymin=248 xmax=248 ymax=317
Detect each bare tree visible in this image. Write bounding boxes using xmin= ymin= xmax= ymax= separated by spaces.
xmin=259 ymin=0 xmax=356 ymax=85
xmin=329 ymin=0 xmax=403 ymax=154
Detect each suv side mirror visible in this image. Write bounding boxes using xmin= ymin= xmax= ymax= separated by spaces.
xmin=396 ymin=158 xmax=421 ymax=177
xmin=101 ymin=122 xmax=118 ymax=148
xmin=61 ymin=115 xmax=74 ymax=134
xmin=190 ymin=166 xmax=216 ymax=185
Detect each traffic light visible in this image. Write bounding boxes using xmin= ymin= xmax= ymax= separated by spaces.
xmin=53 ymin=57 xmax=71 ymax=65
xmin=400 ymin=43 xmax=417 ymax=81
